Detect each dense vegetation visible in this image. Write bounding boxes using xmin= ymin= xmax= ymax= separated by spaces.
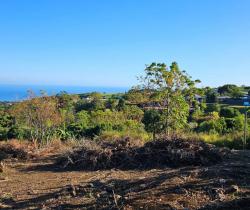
xmin=0 ymin=62 xmax=250 ymax=149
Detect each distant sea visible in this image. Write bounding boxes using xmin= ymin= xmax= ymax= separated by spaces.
xmin=0 ymin=84 xmax=129 ymax=102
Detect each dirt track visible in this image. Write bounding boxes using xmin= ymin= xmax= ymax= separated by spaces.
xmin=0 ymin=150 xmax=250 ymax=210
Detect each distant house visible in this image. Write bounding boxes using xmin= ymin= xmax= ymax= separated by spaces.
xmin=218 ymin=95 xmax=250 ymax=106
xmin=241 ymin=95 xmax=250 ymax=100
xmin=217 ymin=96 xmax=231 ymax=101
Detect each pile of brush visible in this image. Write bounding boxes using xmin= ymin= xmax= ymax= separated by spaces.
xmin=56 ymin=138 xmax=228 ymax=171
xmin=0 ymin=142 xmax=31 ymax=161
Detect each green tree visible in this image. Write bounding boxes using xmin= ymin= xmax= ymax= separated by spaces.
xmin=139 ymin=62 xmax=199 ymax=135
xmin=218 ymin=84 xmax=244 ymax=98
xmin=105 ymin=98 xmax=118 ymax=111
xmin=0 ymin=110 xmax=15 ymax=140
xmin=205 ymin=103 xmax=220 ymax=113
xmin=123 ymin=105 xmax=144 ymax=121
xmin=124 ymin=88 xmax=148 ymax=104
xmin=117 ymin=98 xmax=126 ymax=111
xmin=142 ymin=110 xmax=164 ymax=140
xmin=204 ymin=87 xmax=218 ymax=103
xmin=85 ymin=92 xmax=105 ymax=111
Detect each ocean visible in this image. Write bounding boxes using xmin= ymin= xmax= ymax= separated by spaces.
xmin=0 ymin=84 xmax=129 ymax=102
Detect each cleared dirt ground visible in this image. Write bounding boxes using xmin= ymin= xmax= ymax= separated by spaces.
xmin=0 ymin=150 xmax=250 ymax=210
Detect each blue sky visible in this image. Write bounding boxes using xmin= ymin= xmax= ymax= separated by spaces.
xmin=0 ymin=0 xmax=250 ymax=88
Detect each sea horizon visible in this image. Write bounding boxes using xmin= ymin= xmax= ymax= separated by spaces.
xmin=0 ymin=84 xmax=130 ymax=102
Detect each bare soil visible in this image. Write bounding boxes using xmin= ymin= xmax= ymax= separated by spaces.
xmin=0 ymin=150 xmax=250 ymax=210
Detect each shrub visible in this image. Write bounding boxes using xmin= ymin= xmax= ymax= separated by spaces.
xmin=122 ymin=105 xmax=144 ymax=121
xmin=0 ymin=111 xmax=16 ymax=140
xmin=84 ymin=126 xmax=102 ymax=138
xmin=205 ymin=103 xmax=220 ymax=113
xmin=142 ymin=110 xmax=164 ymax=139
xmin=198 ymin=118 xmax=226 ymax=134
xmin=220 ymin=107 xmax=240 ymax=118
xmin=224 ymin=115 xmax=244 ymax=132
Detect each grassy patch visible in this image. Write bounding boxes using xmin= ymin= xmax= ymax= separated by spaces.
xmin=188 ymin=132 xmax=250 ymax=150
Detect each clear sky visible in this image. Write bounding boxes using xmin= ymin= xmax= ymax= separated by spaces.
xmin=0 ymin=0 xmax=250 ymax=88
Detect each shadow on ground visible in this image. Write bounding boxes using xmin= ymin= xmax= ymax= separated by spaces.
xmin=3 ymin=159 xmax=250 ymax=210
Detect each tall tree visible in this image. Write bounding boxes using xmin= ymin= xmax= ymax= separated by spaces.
xmin=139 ymin=62 xmax=200 ymax=135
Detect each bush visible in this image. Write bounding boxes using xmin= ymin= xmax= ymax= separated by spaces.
xmin=123 ymin=105 xmax=144 ymax=121
xmin=220 ymin=107 xmax=240 ymax=118
xmin=142 ymin=110 xmax=164 ymax=139
xmin=224 ymin=115 xmax=244 ymax=132
xmin=198 ymin=118 xmax=226 ymax=134
xmin=205 ymin=103 xmax=220 ymax=113
xmin=0 ymin=111 xmax=16 ymax=140
xmin=84 ymin=126 xmax=102 ymax=138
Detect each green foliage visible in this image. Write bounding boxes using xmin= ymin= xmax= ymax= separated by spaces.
xmin=1 ymin=62 xmax=249 ymax=150
xmin=89 ymin=110 xmax=144 ymax=133
xmin=105 ymin=98 xmax=118 ymax=111
xmin=0 ymin=111 xmax=17 ymax=140
xmin=224 ymin=115 xmax=244 ymax=132
xmin=97 ymin=129 xmax=150 ymax=142
xmin=75 ymin=92 xmax=106 ymax=112
xmin=57 ymin=91 xmax=77 ymax=110
xmin=123 ymin=105 xmax=144 ymax=121
xmin=205 ymin=103 xmax=220 ymax=113
xmin=75 ymin=111 xmax=90 ymax=128
xmin=218 ymin=84 xmax=244 ymax=98
xmin=220 ymin=107 xmax=240 ymax=118
xmin=90 ymin=110 xmax=124 ymax=128
xmin=75 ymin=100 xmax=92 ymax=112
xmin=142 ymin=110 xmax=164 ymax=139
xmin=11 ymin=94 xmax=63 ymax=144
xmin=193 ymin=132 xmax=250 ymax=150
xmin=218 ymin=84 xmax=237 ymax=95
xmin=90 ymin=95 xmax=105 ymax=111
xmin=117 ymin=98 xmax=126 ymax=111
xmin=205 ymin=88 xmax=218 ymax=103
xmin=162 ymin=94 xmax=189 ymax=131
xmin=198 ymin=118 xmax=227 ymax=134
xmin=139 ymin=62 xmax=198 ymax=135
xmin=124 ymin=89 xmax=148 ymax=104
